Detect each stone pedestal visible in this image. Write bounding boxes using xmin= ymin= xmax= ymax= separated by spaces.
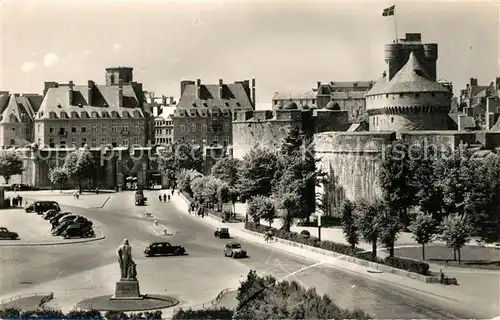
xmin=111 ymin=280 xmax=143 ymax=300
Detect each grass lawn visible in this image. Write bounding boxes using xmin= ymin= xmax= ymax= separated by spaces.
xmin=393 ymin=245 xmax=500 ymax=270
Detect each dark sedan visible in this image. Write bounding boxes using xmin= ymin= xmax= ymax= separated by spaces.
xmin=144 ymin=242 xmax=186 ymax=257
xmin=0 ymin=227 xmax=19 ymax=240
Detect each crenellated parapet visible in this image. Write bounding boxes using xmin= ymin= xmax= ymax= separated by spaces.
xmin=367 ymin=104 xmax=450 ymax=116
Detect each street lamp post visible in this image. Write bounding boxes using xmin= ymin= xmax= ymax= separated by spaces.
xmin=317 ymin=214 xmax=322 ymax=241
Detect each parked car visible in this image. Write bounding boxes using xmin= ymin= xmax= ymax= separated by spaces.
xmin=30 ymin=201 xmax=61 ymax=214
xmin=61 ymin=224 xmax=94 ymax=239
xmin=0 ymin=227 xmax=19 ymax=240
xmin=43 ymin=209 xmax=61 ymax=220
xmin=214 ymin=227 xmax=230 ymax=239
xmin=58 ymin=214 xmax=80 ymax=225
xmin=144 ymin=242 xmax=186 ymax=257
xmin=135 ymin=190 xmax=147 ymax=206
xmin=224 ymin=242 xmax=247 ymax=258
xmin=50 ymin=212 xmax=71 ymax=226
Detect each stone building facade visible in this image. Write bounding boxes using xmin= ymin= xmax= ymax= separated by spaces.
xmin=0 ymin=92 xmax=43 ymax=148
xmin=34 ymin=67 xmax=152 ymax=149
xmin=171 ymin=79 xmax=255 ymax=148
xmin=154 ymin=106 xmax=175 ymax=145
xmin=272 ymin=80 xmax=373 ymax=121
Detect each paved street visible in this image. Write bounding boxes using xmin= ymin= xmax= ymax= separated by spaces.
xmin=0 ymin=191 xmax=494 ymax=318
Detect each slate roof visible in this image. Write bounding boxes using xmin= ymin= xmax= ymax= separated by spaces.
xmin=0 ymin=93 xmax=42 ymax=124
xmin=176 ymin=82 xmax=253 ymax=111
xmin=366 ymin=52 xmax=449 ymax=96
xmin=36 ymin=83 xmax=146 ymax=119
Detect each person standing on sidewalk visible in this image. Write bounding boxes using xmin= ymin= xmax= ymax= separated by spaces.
xmin=163 ymin=194 xmax=166 ymax=202
xmin=159 ymin=194 xmax=162 ymax=202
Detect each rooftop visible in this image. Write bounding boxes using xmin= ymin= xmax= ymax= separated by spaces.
xmin=177 ymin=81 xmax=253 ymax=111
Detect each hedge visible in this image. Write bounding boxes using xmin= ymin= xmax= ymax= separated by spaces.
xmin=0 ymin=308 xmax=161 ymax=320
xmin=172 ymin=307 xmax=233 ymax=319
xmin=245 ymin=221 xmax=430 ymax=276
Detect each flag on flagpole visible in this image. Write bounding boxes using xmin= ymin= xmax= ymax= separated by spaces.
xmin=382 ymin=5 xmax=395 ymax=16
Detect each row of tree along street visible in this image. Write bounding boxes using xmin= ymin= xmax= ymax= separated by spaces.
xmin=0 ymin=270 xmax=370 ymax=319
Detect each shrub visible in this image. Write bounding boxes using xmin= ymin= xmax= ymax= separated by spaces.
xmin=297 ymin=216 xmax=342 ymax=227
xmin=300 ymin=230 xmax=311 ymax=237
xmin=245 ymin=221 xmax=430 ymax=275
xmin=0 ymin=308 xmax=161 ymax=320
xmin=172 ymin=307 xmax=234 ymax=319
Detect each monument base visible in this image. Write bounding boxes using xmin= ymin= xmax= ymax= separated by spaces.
xmin=111 ymin=280 xmax=144 ymax=300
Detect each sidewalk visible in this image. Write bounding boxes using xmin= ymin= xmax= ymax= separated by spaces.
xmin=170 ymin=191 xmax=500 ymax=317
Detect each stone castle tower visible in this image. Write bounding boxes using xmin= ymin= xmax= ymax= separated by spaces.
xmin=365 ymin=33 xmax=451 ymax=132
xmin=106 ymin=67 xmax=134 ymax=85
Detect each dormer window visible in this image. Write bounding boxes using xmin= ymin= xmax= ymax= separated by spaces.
xmin=60 ymin=111 xmax=68 ymax=118
xmin=133 ymin=111 xmax=141 ymax=118
xmin=81 ymin=111 xmax=89 ymax=118
xmin=111 ymin=111 xmax=119 ymax=118
xmin=71 ymin=111 xmax=78 ymax=118
xmin=192 ymin=103 xmax=196 ymax=107
xmin=57 ymin=104 xmax=62 ymax=108
xmin=122 ymin=111 xmax=130 ymax=118
xmin=101 ymin=111 xmax=109 ymax=118
xmin=49 ymin=111 xmax=57 ymax=119
xmin=9 ymin=114 xmax=17 ymax=123
xmin=91 ymin=111 xmax=99 ymax=118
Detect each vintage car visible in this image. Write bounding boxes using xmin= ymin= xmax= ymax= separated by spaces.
xmin=214 ymin=227 xmax=230 ymax=239
xmin=144 ymin=242 xmax=186 ymax=257
xmin=224 ymin=242 xmax=247 ymax=258
xmin=53 ymin=219 xmax=92 ymax=236
xmin=0 ymin=227 xmax=19 ymax=240
xmin=27 ymin=201 xmax=61 ymax=214
xmin=43 ymin=209 xmax=61 ymax=220
xmin=135 ymin=190 xmax=147 ymax=206
xmin=61 ymin=224 xmax=94 ymax=239
xmin=50 ymin=212 xmax=71 ymax=225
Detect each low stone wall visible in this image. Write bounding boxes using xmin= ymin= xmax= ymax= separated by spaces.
xmin=242 ymin=228 xmax=440 ymax=284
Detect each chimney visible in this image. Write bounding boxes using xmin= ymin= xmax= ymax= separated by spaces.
xmin=196 ymin=79 xmax=201 ymax=99
xmin=496 ymin=77 xmax=500 ymax=90
xmin=43 ymin=81 xmax=59 ymax=97
xmin=317 ymin=81 xmax=321 ymax=89
xmin=486 ymin=97 xmax=492 ymax=130
xmin=88 ymin=80 xmax=94 ymax=106
xmin=470 ymin=78 xmax=478 ymax=87
xmin=251 ymin=78 xmax=256 ymax=106
xmin=218 ymin=79 xmax=223 ymax=99
xmin=68 ymin=81 xmax=74 ymax=105
xmin=118 ymin=80 xmax=123 ymax=108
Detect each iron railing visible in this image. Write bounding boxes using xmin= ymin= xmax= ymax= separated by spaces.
xmin=1 ymin=292 xmax=54 ymax=308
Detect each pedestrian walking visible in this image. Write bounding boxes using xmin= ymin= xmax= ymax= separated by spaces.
xmin=167 ymin=194 xmax=170 ymax=202
xmin=163 ymin=194 xmax=166 ymax=202
xmin=159 ymin=194 xmax=162 ymax=202
xmin=171 ymin=189 xmax=174 ymax=196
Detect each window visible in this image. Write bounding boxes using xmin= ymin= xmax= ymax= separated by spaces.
xmin=101 ymin=137 xmax=107 ymax=146
xmin=92 ymin=124 xmax=98 ymax=132
xmin=312 ymin=99 xmax=316 ymax=104
xmin=431 ymin=93 xmax=435 ymax=97
xmin=71 ymin=126 xmax=76 ymax=133
xmin=112 ymin=123 xmax=118 ymax=133
xmin=191 ymin=124 xmax=196 ymax=133
xmin=59 ymin=127 xmax=65 ymax=135
xmin=101 ymin=124 xmax=107 ymax=133
xmin=134 ymin=123 xmax=140 ymax=132
xmin=123 ymin=123 xmax=129 ymax=132
xmin=72 ymin=138 xmax=77 ymax=147
xmin=81 ymin=138 xmax=87 ymax=147
xmin=391 ymin=117 xmax=394 ymax=123
xmin=223 ymin=122 xmax=229 ymax=132
xmin=11 ymin=127 xmax=15 ymax=132
xmin=91 ymin=138 xmax=97 ymax=147
xmin=37 ymin=124 xmax=40 ymax=133
xmin=202 ymin=124 xmax=207 ymax=132
xmin=399 ymin=93 xmax=404 ymax=98
xmin=133 ymin=137 xmax=140 ymax=145
xmin=49 ymin=126 xmax=54 ymax=133
xmin=415 ymin=93 xmax=420 ymax=98
xmin=180 ymin=124 xmax=185 ymax=133
xmin=112 ymin=137 xmax=117 ymax=147
xmin=213 ymin=136 xmax=218 ymax=144
xmin=123 ymin=138 xmax=129 ymax=146
xmin=224 ymin=139 xmax=229 ymax=147
xmin=60 ymin=140 xmax=66 ymax=147
xmin=81 ymin=126 xmax=86 ymax=133
xmin=49 ymin=138 xmax=54 ymax=148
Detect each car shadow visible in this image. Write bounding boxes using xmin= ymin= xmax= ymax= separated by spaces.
xmin=147 ymin=253 xmax=189 ymax=257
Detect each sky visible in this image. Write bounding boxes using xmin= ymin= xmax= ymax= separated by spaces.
xmin=1 ymin=0 xmax=499 ymax=110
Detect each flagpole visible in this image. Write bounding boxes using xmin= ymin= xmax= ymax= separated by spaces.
xmin=394 ymin=7 xmax=398 ymax=43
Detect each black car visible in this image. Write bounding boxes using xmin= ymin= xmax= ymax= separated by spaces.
xmin=53 ymin=220 xmax=91 ymax=236
xmin=135 ymin=190 xmax=147 ymax=206
xmin=29 ymin=201 xmax=61 ymax=214
xmin=0 ymin=227 xmax=19 ymax=240
xmin=43 ymin=209 xmax=61 ymax=220
xmin=144 ymin=242 xmax=185 ymax=257
xmin=214 ymin=227 xmax=230 ymax=239
xmin=61 ymin=224 xmax=94 ymax=239
xmin=50 ymin=212 xmax=71 ymax=226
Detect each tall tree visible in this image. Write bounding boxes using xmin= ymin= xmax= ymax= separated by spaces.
xmin=49 ymin=166 xmax=69 ymax=192
xmin=354 ymin=199 xmax=383 ymax=259
xmin=158 ymin=141 xmax=203 ymax=183
xmin=238 ymin=147 xmax=278 ymax=200
xmin=440 ymin=213 xmax=473 ymax=264
xmin=378 ymin=202 xmax=402 ymax=257
xmin=176 ymin=169 xmax=202 ymax=197
xmin=63 ymin=149 xmax=94 ymax=192
xmin=464 ymin=152 xmax=500 ymax=243
xmin=435 ymin=145 xmax=473 ymax=217
xmin=247 ymin=195 xmax=277 ymax=226
xmin=211 ymin=157 xmax=241 ymax=187
xmin=0 ymin=151 xmax=24 ymax=184
xmin=378 ymin=140 xmax=413 ymax=227
xmin=273 ymin=171 xmax=303 ymax=232
xmin=408 ymin=211 xmax=438 ymax=260
xmin=408 ymin=144 xmax=444 ymax=222
xmin=340 ymin=199 xmax=358 ymax=249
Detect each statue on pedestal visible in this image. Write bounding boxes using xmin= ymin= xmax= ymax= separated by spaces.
xmin=117 ymin=238 xmax=133 ymax=280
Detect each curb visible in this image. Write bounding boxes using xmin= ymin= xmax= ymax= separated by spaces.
xmin=89 ymin=196 xmax=111 ymax=209
xmin=23 ymin=195 xmax=111 ymax=210
xmin=0 ymin=222 xmax=106 ymax=247
xmin=162 ymin=288 xmax=237 ymax=319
